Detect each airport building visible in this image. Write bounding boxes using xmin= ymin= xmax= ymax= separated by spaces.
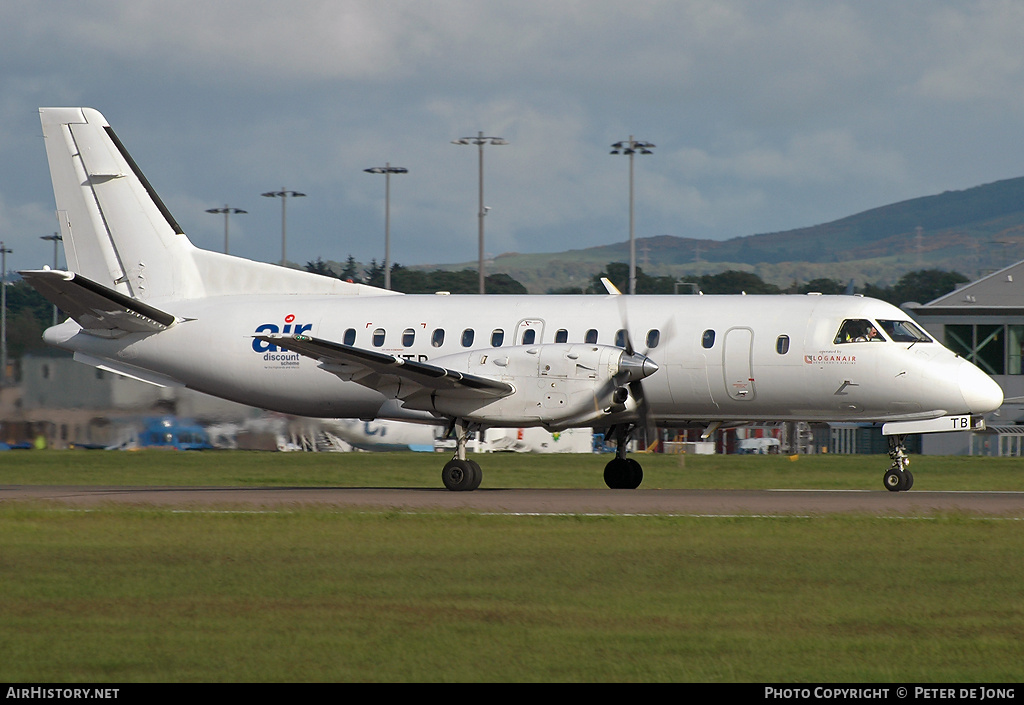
xmin=2 ymin=351 xmax=258 ymax=448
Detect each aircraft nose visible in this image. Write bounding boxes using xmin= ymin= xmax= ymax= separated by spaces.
xmin=958 ymin=360 xmax=1003 ymax=414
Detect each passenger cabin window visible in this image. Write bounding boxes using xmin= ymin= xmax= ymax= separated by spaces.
xmin=585 ymin=329 xmax=599 ymax=344
xmin=646 ymin=329 xmax=660 ymax=349
xmin=776 ymin=335 xmax=790 ymax=355
xmin=555 ymin=329 xmax=568 ymax=344
xmin=372 ymin=328 xmax=386 ymax=347
xmin=402 ymin=328 xmax=415 ymax=347
xmin=461 ymin=329 xmax=475 ymax=347
xmin=878 ymin=319 xmax=932 ymax=344
xmin=491 ymin=329 xmax=505 ymax=347
xmin=521 ymin=329 xmax=536 ymax=345
xmin=343 ymin=328 xmax=356 ymax=346
xmin=702 ymin=330 xmax=716 ymax=349
xmin=614 ymin=329 xmax=629 ymax=349
xmin=431 ymin=329 xmax=445 ymax=347
xmin=835 ymin=319 xmax=885 ymax=344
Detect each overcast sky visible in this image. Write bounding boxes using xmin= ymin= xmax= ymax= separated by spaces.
xmin=2 ymin=1 xmax=1024 ymax=273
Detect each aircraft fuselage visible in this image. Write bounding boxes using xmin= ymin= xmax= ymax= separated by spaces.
xmin=44 ymin=291 xmax=1000 ymax=427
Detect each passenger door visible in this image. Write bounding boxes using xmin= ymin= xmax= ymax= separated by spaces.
xmin=724 ymin=327 xmax=756 ymax=401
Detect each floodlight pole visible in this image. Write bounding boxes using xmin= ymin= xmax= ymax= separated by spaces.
xmin=261 ymin=189 xmax=306 ymax=266
xmin=205 ymin=205 xmax=247 ymax=255
xmin=610 ymin=136 xmax=655 ymax=295
xmin=452 ymin=132 xmax=508 ymax=294
xmin=364 ymin=164 xmax=408 ymax=290
xmin=40 ymin=233 xmax=62 ymax=324
xmin=0 ymin=242 xmax=10 ymax=386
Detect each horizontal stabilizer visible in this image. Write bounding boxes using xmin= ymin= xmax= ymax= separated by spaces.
xmin=257 ymin=333 xmax=514 ymax=399
xmin=20 ymin=269 xmax=175 ymax=336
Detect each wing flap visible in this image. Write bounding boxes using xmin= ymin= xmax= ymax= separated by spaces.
xmin=258 ymin=333 xmax=514 ymax=399
xmin=19 ymin=269 xmax=175 ymax=336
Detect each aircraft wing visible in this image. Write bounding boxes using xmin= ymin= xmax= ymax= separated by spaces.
xmin=257 ymin=333 xmax=515 ymax=401
xmin=19 ymin=269 xmax=175 ymax=335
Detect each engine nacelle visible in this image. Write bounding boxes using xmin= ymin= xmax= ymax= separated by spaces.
xmin=411 ymin=343 xmax=658 ymax=427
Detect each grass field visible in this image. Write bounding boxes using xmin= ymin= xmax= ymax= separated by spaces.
xmin=4 ymin=448 xmax=1024 ymax=491
xmin=1 ymin=450 xmax=1023 ymax=682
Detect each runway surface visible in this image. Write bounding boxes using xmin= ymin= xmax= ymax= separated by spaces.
xmin=2 ymin=485 xmax=1023 ymax=517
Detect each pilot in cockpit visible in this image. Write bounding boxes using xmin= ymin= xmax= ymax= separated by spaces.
xmin=855 ymin=324 xmax=884 ymax=342
xmin=835 ymin=319 xmax=885 ymax=344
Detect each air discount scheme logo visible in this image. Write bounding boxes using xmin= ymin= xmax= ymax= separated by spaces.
xmin=252 ymin=314 xmax=311 ymax=367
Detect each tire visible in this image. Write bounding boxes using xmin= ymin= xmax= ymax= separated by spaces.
xmin=442 ymin=459 xmax=478 ymax=491
xmin=624 ymin=458 xmax=643 ymax=489
xmin=466 ymin=460 xmax=483 ymax=490
xmin=604 ymin=458 xmax=643 ymax=489
xmin=604 ymin=458 xmax=625 ymax=489
xmin=883 ymin=468 xmax=906 ymax=492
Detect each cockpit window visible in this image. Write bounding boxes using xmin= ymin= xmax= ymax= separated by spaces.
xmin=878 ymin=319 xmax=932 ymax=344
xmin=834 ymin=319 xmax=885 ymax=344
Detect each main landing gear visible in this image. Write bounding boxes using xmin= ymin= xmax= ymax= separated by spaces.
xmin=603 ymin=424 xmax=644 ymax=489
xmin=883 ymin=434 xmax=914 ymax=492
xmin=441 ymin=421 xmax=482 ymax=491
xmin=438 ymin=421 xmax=647 ymax=492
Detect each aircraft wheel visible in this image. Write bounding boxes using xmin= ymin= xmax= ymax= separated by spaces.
xmin=883 ymin=468 xmax=908 ymax=492
xmin=442 ymin=459 xmax=480 ymax=492
xmin=903 ymin=470 xmax=914 ymax=490
xmin=603 ymin=458 xmax=624 ymax=488
xmin=604 ymin=458 xmax=643 ymax=489
xmin=466 ymin=460 xmax=483 ymax=490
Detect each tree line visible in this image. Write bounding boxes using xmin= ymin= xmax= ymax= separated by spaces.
xmin=552 ymin=262 xmax=969 ymax=306
xmin=305 ymin=256 xmax=528 ymax=294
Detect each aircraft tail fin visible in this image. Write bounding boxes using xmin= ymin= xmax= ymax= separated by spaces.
xmin=38 ymin=108 xmax=391 ymax=302
xmin=40 ymin=108 xmax=191 ymax=299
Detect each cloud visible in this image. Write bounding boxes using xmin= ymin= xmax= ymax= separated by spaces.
xmin=3 ymin=1 xmax=1024 ymax=273
xmin=913 ymin=1 xmax=1024 ymax=104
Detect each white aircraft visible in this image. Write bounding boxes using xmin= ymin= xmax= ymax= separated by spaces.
xmin=324 ymin=419 xmax=592 ymax=454
xmin=324 ymin=419 xmax=437 ymax=452
xmin=21 ymin=108 xmax=1004 ymax=492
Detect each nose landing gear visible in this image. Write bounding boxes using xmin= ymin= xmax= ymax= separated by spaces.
xmin=883 ymin=434 xmax=914 ymax=492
